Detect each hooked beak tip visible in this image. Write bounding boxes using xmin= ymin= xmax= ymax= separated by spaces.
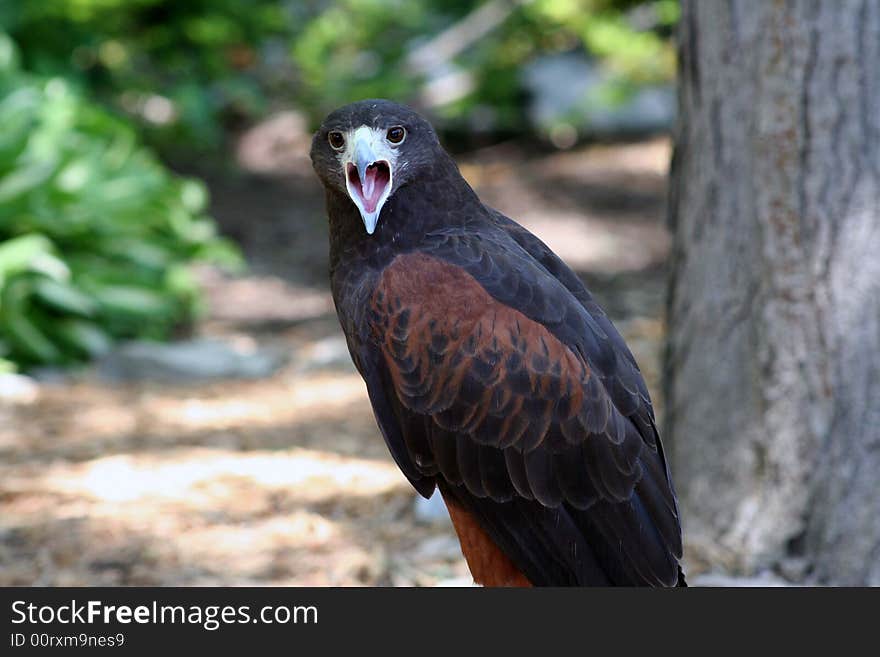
xmin=363 ymin=213 xmax=378 ymax=235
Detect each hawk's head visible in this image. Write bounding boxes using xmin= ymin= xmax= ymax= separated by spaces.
xmin=310 ymin=99 xmax=442 ymax=235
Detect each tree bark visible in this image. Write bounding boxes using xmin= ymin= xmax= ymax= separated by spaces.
xmin=666 ymin=0 xmax=880 ymax=584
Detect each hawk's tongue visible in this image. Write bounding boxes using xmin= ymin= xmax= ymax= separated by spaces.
xmin=362 ymin=166 xmax=378 ymax=209
xmin=358 ymin=162 xmax=390 ymax=213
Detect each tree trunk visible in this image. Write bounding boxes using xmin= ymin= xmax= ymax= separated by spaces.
xmin=666 ymin=0 xmax=880 ymax=584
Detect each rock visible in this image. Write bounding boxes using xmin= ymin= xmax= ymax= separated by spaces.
xmin=27 ymin=367 xmax=72 ymax=385
xmin=412 ymin=535 xmax=463 ymax=562
xmin=434 ymin=576 xmax=477 ymax=587
xmin=691 ymin=571 xmax=796 ymax=587
xmin=777 ymin=557 xmax=811 ymax=582
xmin=413 ymin=491 xmax=452 ymax=525
xmin=298 ymin=336 xmax=355 ymax=373
xmin=0 ymin=373 xmax=39 ymax=404
xmin=521 ymin=52 xmax=675 ymax=138
xmin=95 ymin=338 xmax=287 ymax=383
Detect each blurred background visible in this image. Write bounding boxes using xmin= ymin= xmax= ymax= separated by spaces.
xmin=1 ymin=0 xmax=683 ymax=586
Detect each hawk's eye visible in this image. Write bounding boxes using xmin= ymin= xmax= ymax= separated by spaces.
xmin=386 ymin=126 xmax=405 ymax=144
xmin=328 ymin=131 xmax=345 ymax=150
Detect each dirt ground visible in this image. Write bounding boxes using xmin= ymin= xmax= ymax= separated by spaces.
xmin=0 ymin=116 xmax=675 ymax=586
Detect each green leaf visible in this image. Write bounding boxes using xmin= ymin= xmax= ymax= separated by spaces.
xmin=53 ymin=318 xmax=112 ymax=357
xmin=0 ymin=33 xmax=20 ymax=73
xmin=0 ymin=159 xmax=57 ymax=202
xmin=32 ymin=277 xmax=96 ymax=317
xmin=0 ymin=233 xmax=55 ymax=283
xmin=89 ymin=283 xmax=174 ymax=319
xmin=0 ymin=276 xmax=63 ymax=364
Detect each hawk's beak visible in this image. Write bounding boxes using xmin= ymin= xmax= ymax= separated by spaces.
xmin=344 ymin=130 xmax=393 ymax=235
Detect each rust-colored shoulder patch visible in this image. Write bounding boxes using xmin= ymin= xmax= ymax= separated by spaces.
xmin=370 ymin=252 xmax=592 ymax=453
xmin=373 ymin=252 xmax=495 ymax=326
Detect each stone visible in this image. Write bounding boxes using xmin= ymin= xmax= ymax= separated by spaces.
xmin=691 ymin=571 xmax=795 ymax=587
xmin=521 ymin=52 xmax=675 ymax=138
xmin=434 ymin=576 xmax=477 ymax=587
xmin=0 ymin=373 xmax=39 ymax=404
xmin=96 ymin=338 xmax=286 ymax=383
xmin=412 ymin=535 xmax=463 ymax=562
xmin=298 ymin=336 xmax=355 ymax=373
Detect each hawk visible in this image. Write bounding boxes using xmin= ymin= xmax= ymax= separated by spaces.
xmin=311 ymin=100 xmax=685 ymax=586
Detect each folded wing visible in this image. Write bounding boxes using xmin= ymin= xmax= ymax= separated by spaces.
xmin=361 ymin=243 xmax=683 ymax=586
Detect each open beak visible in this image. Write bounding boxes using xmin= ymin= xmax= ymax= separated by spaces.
xmin=344 ymin=130 xmax=393 ymax=234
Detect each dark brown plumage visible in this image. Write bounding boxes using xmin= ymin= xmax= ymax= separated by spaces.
xmin=311 ymin=99 xmax=685 ymax=586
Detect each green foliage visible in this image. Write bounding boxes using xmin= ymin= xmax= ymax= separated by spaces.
xmin=2 ymin=0 xmax=288 ymax=152
xmin=3 ymin=0 xmax=678 ymax=149
xmin=0 ymin=35 xmax=241 ymax=370
xmin=0 ymin=1 xmax=676 ymax=369
xmin=291 ymin=0 xmax=677 ymax=133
